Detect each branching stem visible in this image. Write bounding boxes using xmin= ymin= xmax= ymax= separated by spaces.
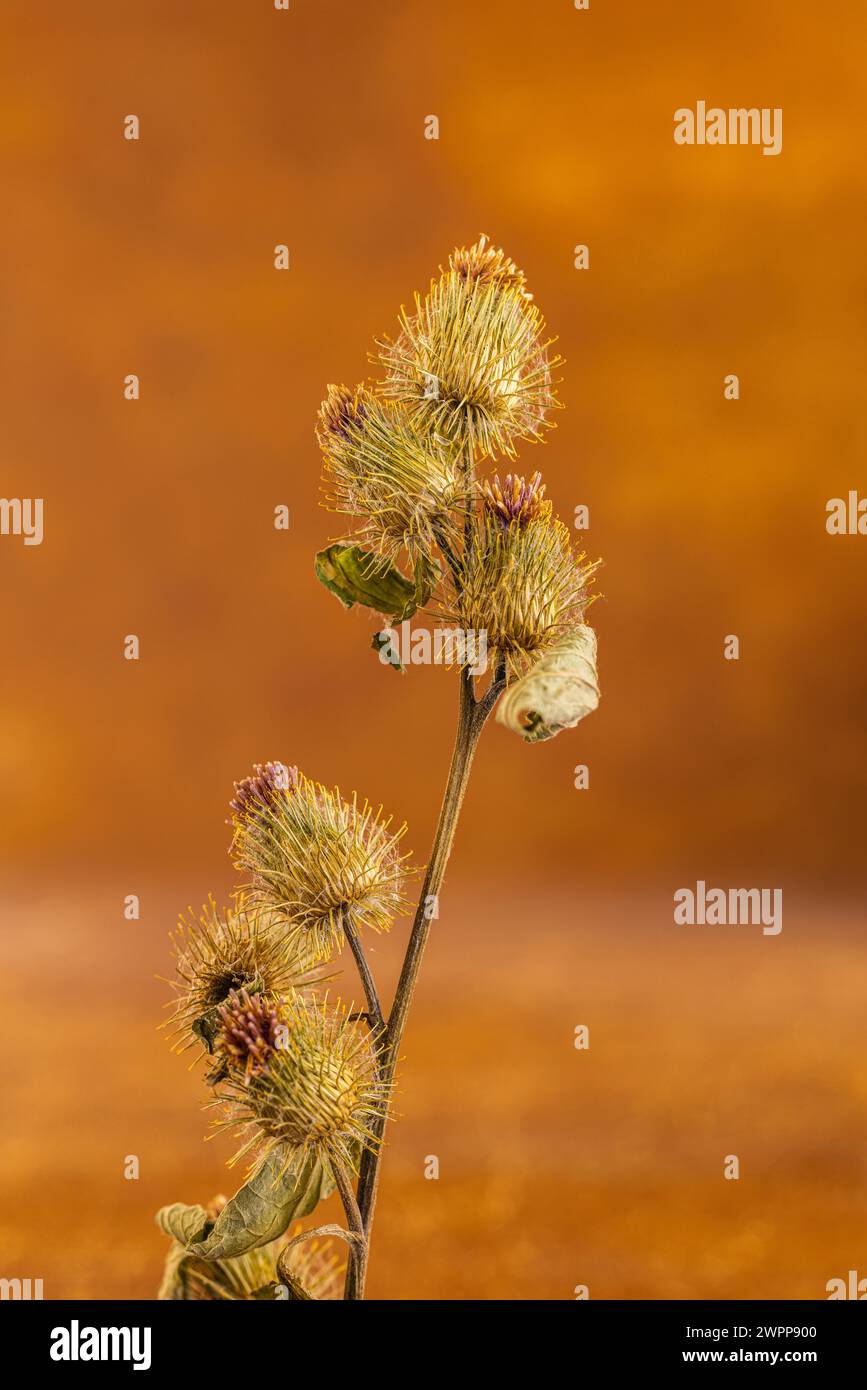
xmin=343 ymin=660 xmax=505 ymax=1299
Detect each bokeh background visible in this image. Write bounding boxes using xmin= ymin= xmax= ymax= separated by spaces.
xmin=1 ymin=0 xmax=865 ymax=1299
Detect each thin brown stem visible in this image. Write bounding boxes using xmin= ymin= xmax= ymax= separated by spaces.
xmin=331 ymin=1154 xmax=366 ymax=1302
xmin=383 ymin=672 xmax=483 ymax=1058
xmin=342 ymin=912 xmax=385 ymax=1038
xmin=344 ymin=661 xmax=505 ymax=1299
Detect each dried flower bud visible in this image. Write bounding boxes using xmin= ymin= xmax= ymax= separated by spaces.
xmin=318 ymin=382 xmax=370 ymax=442
xmin=231 ymin=765 xmax=412 ymax=962
xmin=229 ymin=762 xmax=297 ymax=822
xmin=481 ymin=471 xmax=548 ymax=529
xmin=318 ymin=383 xmax=463 ymax=563
xmin=449 ymin=233 xmax=531 ymax=299
xmin=164 ymin=896 xmax=314 ymax=1055
xmin=455 ymin=495 xmax=597 ymax=673
xmin=216 ymin=996 xmax=387 ymax=1173
xmin=377 ymin=235 xmax=560 ymax=460
xmin=214 ymin=988 xmax=286 ymax=1080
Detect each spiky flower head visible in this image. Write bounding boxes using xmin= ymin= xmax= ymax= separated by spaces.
xmin=160 ymin=1220 xmax=342 ymax=1301
xmin=454 ymin=482 xmax=597 ymax=675
xmin=377 ymin=234 xmax=560 ymax=460
xmin=215 ymin=995 xmax=387 ymax=1173
xmin=481 ymin=471 xmax=548 ymax=530
xmin=164 ymin=896 xmax=313 ymax=1056
xmin=317 ymin=382 xmax=464 ymax=563
xmin=230 ymin=763 xmax=411 ymax=962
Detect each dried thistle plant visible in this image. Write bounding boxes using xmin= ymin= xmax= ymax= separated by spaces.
xmin=156 ymin=234 xmax=601 ymax=1301
xmin=377 ymin=233 xmax=560 ymax=459
xmin=229 ymin=767 xmax=412 ymax=962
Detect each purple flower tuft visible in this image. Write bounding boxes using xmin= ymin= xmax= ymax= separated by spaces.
xmin=229 ymin=761 xmax=297 ymax=821
xmin=481 ymin=471 xmax=547 ymax=529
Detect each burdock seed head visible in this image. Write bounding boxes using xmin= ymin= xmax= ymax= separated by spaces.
xmin=454 ymin=477 xmax=598 ymax=675
xmin=230 ymin=763 xmax=412 ymax=963
xmin=163 ymin=896 xmax=313 ymax=1056
xmin=377 ymin=234 xmax=560 ymax=461
xmin=317 ymin=382 xmax=464 ymax=564
xmin=215 ymin=995 xmax=387 ymax=1174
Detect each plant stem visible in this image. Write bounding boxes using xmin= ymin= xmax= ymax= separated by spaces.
xmin=344 ymin=663 xmax=502 ymax=1299
xmin=342 ymin=912 xmax=385 ymax=1037
xmin=331 ymin=1154 xmax=367 ymax=1302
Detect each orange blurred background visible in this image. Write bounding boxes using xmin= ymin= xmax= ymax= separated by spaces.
xmin=1 ymin=0 xmax=865 ymax=1299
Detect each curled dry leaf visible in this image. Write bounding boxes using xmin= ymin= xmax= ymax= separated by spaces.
xmin=496 ymin=625 xmax=600 ymax=742
xmin=156 ymin=1145 xmax=336 ymax=1268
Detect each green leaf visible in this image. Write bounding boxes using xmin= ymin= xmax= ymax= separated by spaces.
xmin=155 ymin=1202 xmax=212 ymax=1247
xmin=187 ymin=1146 xmax=334 ymax=1261
xmin=191 ymin=1012 xmax=219 ymax=1054
xmin=371 ymin=629 xmax=405 ymax=672
xmin=314 ymin=544 xmax=419 ymax=622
